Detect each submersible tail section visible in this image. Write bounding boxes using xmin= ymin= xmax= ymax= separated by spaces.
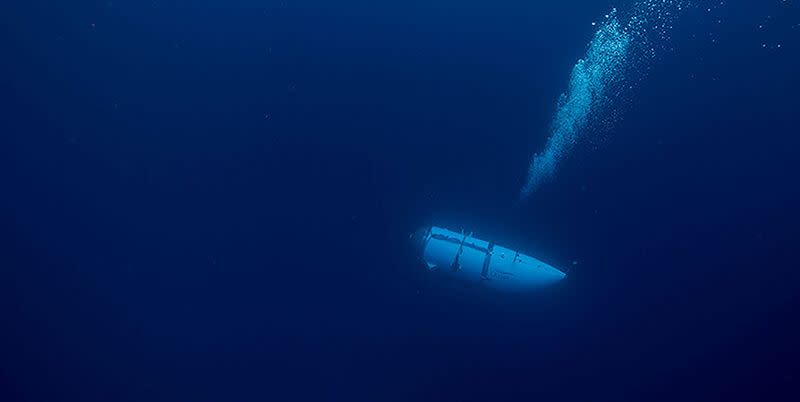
xmin=411 ymin=226 xmax=566 ymax=291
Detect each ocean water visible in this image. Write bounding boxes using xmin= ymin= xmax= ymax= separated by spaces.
xmin=2 ymin=1 xmax=799 ymax=401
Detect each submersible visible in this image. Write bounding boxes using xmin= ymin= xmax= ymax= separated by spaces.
xmin=411 ymin=226 xmax=566 ymax=291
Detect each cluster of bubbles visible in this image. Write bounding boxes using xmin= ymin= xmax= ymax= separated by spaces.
xmin=519 ymin=1 xmax=690 ymax=200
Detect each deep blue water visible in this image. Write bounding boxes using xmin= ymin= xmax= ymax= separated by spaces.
xmin=2 ymin=1 xmax=799 ymax=401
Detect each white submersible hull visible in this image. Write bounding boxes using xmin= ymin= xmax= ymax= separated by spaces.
xmin=411 ymin=226 xmax=566 ymax=291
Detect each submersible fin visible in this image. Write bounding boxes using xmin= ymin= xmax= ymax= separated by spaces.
xmin=410 ymin=226 xmax=566 ymax=291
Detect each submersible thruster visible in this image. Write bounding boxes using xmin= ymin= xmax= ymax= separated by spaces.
xmin=411 ymin=226 xmax=566 ymax=291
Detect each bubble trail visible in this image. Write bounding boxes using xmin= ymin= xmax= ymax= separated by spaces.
xmin=520 ymin=12 xmax=630 ymax=198
xmin=519 ymin=1 xmax=688 ymax=200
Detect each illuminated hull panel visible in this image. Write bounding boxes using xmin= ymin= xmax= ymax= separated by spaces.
xmin=412 ymin=226 xmax=566 ymax=291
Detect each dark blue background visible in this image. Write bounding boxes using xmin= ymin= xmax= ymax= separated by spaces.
xmin=2 ymin=1 xmax=799 ymax=401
